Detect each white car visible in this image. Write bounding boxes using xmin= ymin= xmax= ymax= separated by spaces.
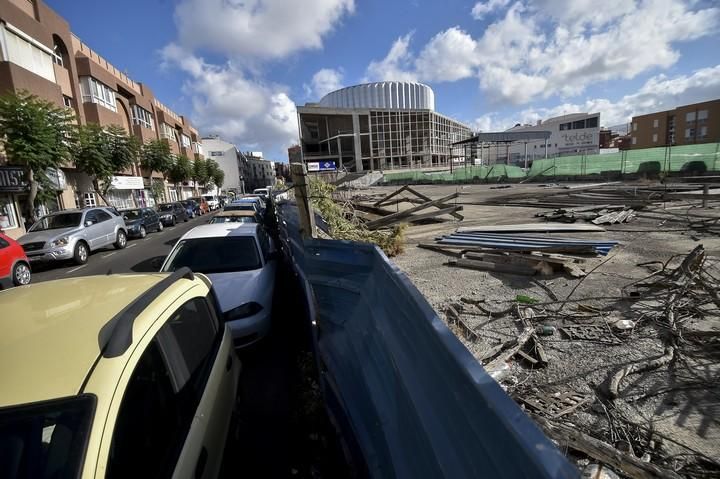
xmin=252 ymin=188 xmax=269 ymax=199
xmin=202 ymin=195 xmax=220 ymax=210
xmin=161 ymin=223 xmax=277 ymax=347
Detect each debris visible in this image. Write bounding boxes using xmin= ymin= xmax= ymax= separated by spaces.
xmin=516 ymin=294 xmax=540 ymax=304
xmin=534 ymin=325 xmax=556 ymax=336
xmin=365 ymin=191 xmax=464 ymax=230
xmin=560 ymin=325 xmax=619 ymax=344
xmin=484 ymin=327 xmax=535 ymax=373
xmin=448 ymin=258 xmax=537 ymax=276
xmin=437 ymin=232 xmax=619 ymax=255
xmin=532 ymin=415 xmax=684 ymax=479
xmin=612 ymin=319 xmax=635 ymax=331
xmin=518 ymin=388 xmax=592 ymax=419
xmin=581 ymin=464 xmax=621 ymax=479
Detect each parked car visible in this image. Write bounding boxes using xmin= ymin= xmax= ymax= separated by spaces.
xmin=121 ymin=207 xmax=163 ymax=238
xmin=223 ymin=202 xmax=260 ymax=214
xmin=156 ymin=202 xmax=188 ymax=226
xmin=218 ymin=195 xmax=228 ymax=208
xmin=0 ymin=231 xmax=31 ymax=288
xmin=203 ymin=195 xmax=220 ymax=210
xmin=180 ymin=199 xmax=199 ymax=218
xmin=161 ymin=223 xmax=277 ymax=347
xmin=252 ymin=188 xmax=269 ymax=199
xmin=18 ymin=208 xmax=127 ymax=265
xmin=0 ymin=271 xmax=240 ymax=478
xmin=234 ymin=197 xmax=265 ymax=213
xmin=208 ymin=210 xmax=262 ymax=225
xmin=188 ymin=197 xmax=210 ymax=215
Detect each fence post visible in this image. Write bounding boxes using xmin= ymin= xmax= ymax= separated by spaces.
xmin=290 ymin=163 xmax=316 ymax=239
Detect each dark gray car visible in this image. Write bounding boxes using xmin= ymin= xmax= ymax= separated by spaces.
xmin=121 ymin=207 xmax=163 ymax=238
xmin=157 ymin=202 xmax=189 ymax=226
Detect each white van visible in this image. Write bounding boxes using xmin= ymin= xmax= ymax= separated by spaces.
xmin=202 ymin=194 xmax=220 ymax=210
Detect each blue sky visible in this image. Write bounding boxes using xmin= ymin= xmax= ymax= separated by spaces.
xmin=47 ymin=0 xmax=720 ymax=162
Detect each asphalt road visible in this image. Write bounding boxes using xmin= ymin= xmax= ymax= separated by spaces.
xmin=31 ymin=212 xmax=216 ymax=283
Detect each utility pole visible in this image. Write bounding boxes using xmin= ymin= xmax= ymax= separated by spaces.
xmin=290 ymin=163 xmax=316 ymax=239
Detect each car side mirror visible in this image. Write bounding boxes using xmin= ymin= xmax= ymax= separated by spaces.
xmin=84 ymin=220 xmax=94 ymax=227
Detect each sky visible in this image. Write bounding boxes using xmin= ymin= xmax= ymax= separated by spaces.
xmin=46 ymin=0 xmax=720 ymax=162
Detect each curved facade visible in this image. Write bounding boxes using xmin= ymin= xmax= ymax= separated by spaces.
xmin=319 ymin=81 xmax=435 ymax=111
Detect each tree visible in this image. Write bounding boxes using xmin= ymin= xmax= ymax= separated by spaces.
xmin=0 ymin=90 xmax=75 ymax=222
xmin=205 ymin=159 xmax=224 ymax=190
xmin=140 ymin=139 xmax=173 ymax=178
xmin=72 ymin=124 xmax=138 ymax=206
xmin=191 ymin=156 xmax=209 ymax=194
xmin=166 ymin=155 xmax=192 ymax=194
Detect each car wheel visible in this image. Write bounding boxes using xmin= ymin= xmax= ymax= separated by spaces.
xmin=12 ymin=262 xmax=31 ymax=286
xmin=157 ymin=221 xmax=164 ymax=232
xmin=114 ymin=230 xmax=127 ymax=249
xmin=139 ymin=226 xmax=147 ymax=238
xmin=171 ymin=216 xmax=176 ymax=226
xmin=184 ymin=214 xmax=188 ymax=222
xmin=74 ymin=242 xmax=89 ymax=265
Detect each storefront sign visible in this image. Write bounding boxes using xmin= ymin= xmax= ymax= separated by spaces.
xmin=307 ymin=161 xmax=337 ymax=172
xmin=0 ymin=167 xmax=27 ymax=192
xmin=110 ymin=176 xmax=144 ymax=190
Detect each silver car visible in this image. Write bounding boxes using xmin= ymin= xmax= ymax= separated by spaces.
xmin=18 ymin=208 xmax=128 ymax=265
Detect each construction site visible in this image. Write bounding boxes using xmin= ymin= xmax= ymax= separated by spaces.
xmin=300 ymin=170 xmax=720 ymax=478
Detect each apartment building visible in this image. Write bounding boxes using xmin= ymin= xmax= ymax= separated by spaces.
xmin=240 ymin=152 xmax=275 ymax=192
xmin=202 ymin=135 xmax=246 ymax=195
xmin=0 ymin=0 xmax=203 ymax=238
xmin=630 ymin=99 xmax=720 ymax=149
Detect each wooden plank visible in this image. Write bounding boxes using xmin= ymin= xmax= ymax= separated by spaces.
xmin=418 ymin=243 xmax=598 ymax=255
xmin=366 ymin=192 xmax=460 ymax=229
xmin=456 ymin=223 xmax=605 ymax=233
xmin=406 ymin=187 xmax=464 ymax=221
xmin=373 ymin=185 xmax=411 ymax=207
xmin=406 ymin=206 xmax=463 ymax=224
xmin=485 ymin=327 xmax=535 ymax=372
xmin=449 ymin=258 xmax=537 ymax=276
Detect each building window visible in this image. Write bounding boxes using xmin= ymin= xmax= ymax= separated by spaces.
xmin=2 ymin=26 xmax=55 ymax=82
xmin=79 ymin=77 xmax=117 ymax=112
xmin=160 ymin=123 xmax=175 ymax=141
xmin=632 ymin=137 xmax=637 ymax=145
xmin=586 ymin=117 xmax=598 ymax=128
xmin=106 ymin=190 xmax=134 ymax=209
xmin=652 ymin=133 xmax=658 ymax=143
xmin=132 ymin=105 xmax=154 ymax=130
xmin=700 ymin=126 xmax=708 ymax=138
xmin=632 ymin=123 xmax=637 ymax=132
xmin=63 ymin=96 xmax=73 ymax=109
xmin=559 ymin=122 xmax=571 ymax=131
xmin=572 ymin=120 xmax=585 ymax=129
xmin=698 ymin=110 xmax=708 ymax=121
xmin=84 ymin=192 xmax=97 ymax=207
xmin=181 ymin=134 xmax=191 ymax=149
xmin=685 ymin=111 xmax=696 ymax=122
xmin=0 ymin=197 xmax=19 ymax=230
xmin=653 ymin=119 xmax=659 ymax=128
xmin=685 ymin=128 xmax=695 ymax=139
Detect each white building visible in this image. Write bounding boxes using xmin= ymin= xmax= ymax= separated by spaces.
xmin=240 ymin=152 xmax=276 ymax=191
xmin=497 ymin=113 xmax=601 ymax=164
xmin=202 ymin=136 xmax=244 ymax=194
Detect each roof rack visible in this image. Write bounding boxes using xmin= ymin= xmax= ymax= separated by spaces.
xmin=98 ymin=267 xmax=195 ymax=358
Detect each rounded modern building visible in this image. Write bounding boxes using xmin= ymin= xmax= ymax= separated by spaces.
xmin=297 ymin=82 xmax=471 ymax=172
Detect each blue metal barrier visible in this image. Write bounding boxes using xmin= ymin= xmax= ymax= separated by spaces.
xmin=287 ymin=232 xmax=579 ymax=478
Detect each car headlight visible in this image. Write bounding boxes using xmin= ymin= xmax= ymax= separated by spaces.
xmin=224 ymin=302 xmax=263 ymax=321
xmin=51 ymin=237 xmax=69 ymax=247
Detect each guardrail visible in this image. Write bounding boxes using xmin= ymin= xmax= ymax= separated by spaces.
xmin=279 ymin=203 xmax=577 ymax=478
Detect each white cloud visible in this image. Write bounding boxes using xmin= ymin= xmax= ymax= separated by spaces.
xmin=307 ymin=68 xmax=344 ymax=99
xmin=367 ymin=0 xmax=720 ymax=105
xmin=173 ymin=0 xmax=354 ymax=60
xmin=365 ymin=34 xmax=419 ymax=82
xmin=471 ymin=0 xmax=511 ymax=20
xmin=162 ymin=44 xmax=298 ymax=152
xmin=416 ymin=27 xmax=480 ymax=82
xmin=471 ymin=65 xmax=720 ymax=132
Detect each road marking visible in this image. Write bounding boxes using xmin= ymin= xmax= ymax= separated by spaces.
xmin=127 ymin=243 xmax=137 ymax=249
xmin=102 ymin=252 xmax=117 ymax=258
xmin=66 ymin=265 xmax=87 ymax=274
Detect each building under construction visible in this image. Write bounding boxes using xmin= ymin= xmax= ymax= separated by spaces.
xmin=296 ymin=82 xmax=473 ymax=172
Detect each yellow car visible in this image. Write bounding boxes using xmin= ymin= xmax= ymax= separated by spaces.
xmin=0 ymin=268 xmax=240 ymax=478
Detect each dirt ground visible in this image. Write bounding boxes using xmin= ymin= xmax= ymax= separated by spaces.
xmin=347 ymin=182 xmax=720 ymax=478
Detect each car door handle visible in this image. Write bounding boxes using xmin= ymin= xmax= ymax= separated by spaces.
xmin=226 ymin=354 xmax=233 ymax=371
xmin=194 ymin=447 xmax=208 ymax=479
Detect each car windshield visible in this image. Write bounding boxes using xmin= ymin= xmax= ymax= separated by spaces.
xmin=163 ymin=237 xmax=262 ymax=274
xmin=0 ymin=395 xmax=95 ymax=478
xmin=122 ymin=209 xmax=142 ymax=220
xmin=209 ymin=216 xmax=256 ymax=224
xmin=158 ymin=204 xmax=174 ymax=211
xmin=224 ymin=204 xmax=255 ymax=211
xmin=202 ymin=196 xmax=214 ymax=201
xmin=29 ymin=213 xmax=82 ymax=231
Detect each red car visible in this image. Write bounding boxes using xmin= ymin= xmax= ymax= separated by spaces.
xmin=0 ymin=231 xmax=32 ymax=288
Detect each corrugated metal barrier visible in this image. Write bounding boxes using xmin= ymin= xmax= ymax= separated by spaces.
xmin=286 ymin=233 xmax=579 ymax=478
